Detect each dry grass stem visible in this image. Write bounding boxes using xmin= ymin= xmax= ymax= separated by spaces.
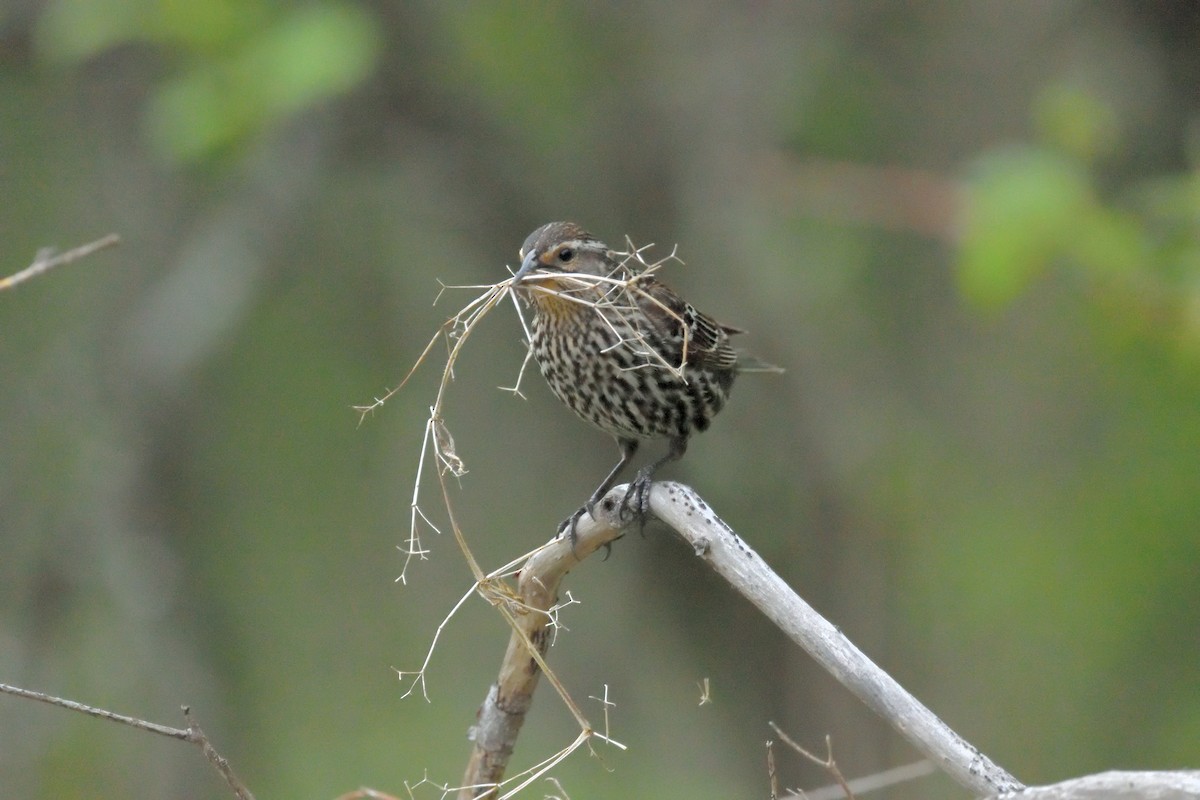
xmin=518 ymin=251 xmax=693 ymax=380
xmin=474 ymin=723 xmax=625 ymax=800
xmin=398 ymin=771 xmax=451 ymax=800
xmin=391 ymin=531 xmax=567 ymax=700
xmin=542 ymin=777 xmax=571 ymax=800
xmin=586 ymin=685 xmax=617 ymax=745
xmin=457 ymin=489 xmax=634 ymax=799
xmin=473 ymin=730 xmax=591 ymax=800
xmin=394 ymin=581 xmax=479 ymax=702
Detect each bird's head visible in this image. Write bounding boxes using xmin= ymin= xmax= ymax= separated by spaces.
xmin=513 ymin=221 xmax=614 ymax=284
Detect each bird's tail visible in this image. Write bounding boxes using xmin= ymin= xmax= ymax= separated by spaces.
xmin=735 ymin=351 xmax=784 ymax=373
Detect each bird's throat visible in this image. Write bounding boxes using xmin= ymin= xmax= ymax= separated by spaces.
xmin=523 ymin=276 xmax=603 ymax=321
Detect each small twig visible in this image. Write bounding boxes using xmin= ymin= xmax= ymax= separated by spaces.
xmin=491 ymin=729 xmax=592 ymax=800
xmin=767 ymin=740 xmax=780 ymax=800
xmin=400 ymin=771 xmax=450 ymax=799
xmin=0 ymin=682 xmax=189 ymax=739
xmin=0 ymin=684 xmax=253 ymax=799
xmin=519 ymin=271 xmax=691 ymax=379
xmin=353 ymin=328 xmax=442 ymax=425
xmin=183 ymin=707 xmax=256 ymax=800
xmin=0 ymin=233 xmax=120 ymax=291
xmin=770 ymin=725 xmax=855 ymax=800
xmin=790 ymin=761 xmax=936 ymax=800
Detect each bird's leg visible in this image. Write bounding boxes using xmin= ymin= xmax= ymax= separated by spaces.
xmin=558 ymin=438 xmax=639 ymax=554
xmin=621 ymin=435 xmax=688 ymax=529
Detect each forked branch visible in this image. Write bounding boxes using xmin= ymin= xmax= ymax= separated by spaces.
xmin=461 ymin=481 xmax=1023 ymax=798
xmin=0 ymin=684 xmax=252 ymax=800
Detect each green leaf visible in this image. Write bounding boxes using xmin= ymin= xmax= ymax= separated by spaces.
xmin=1033 ymin=83 xmax=1120 ymax=162
xmin=958 ymin=148 xmax=1092 ymax=307
xmin=146 ymin=3 xmax=381 ymax=162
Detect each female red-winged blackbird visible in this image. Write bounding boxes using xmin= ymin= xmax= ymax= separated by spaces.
xmin=512 ymin=221 xmax=767 ymax=543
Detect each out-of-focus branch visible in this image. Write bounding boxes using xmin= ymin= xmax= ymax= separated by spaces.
xmin=757 ymin=154 xmax=963 ymax=243
xmin=0 ymin=233 xmax=120 ymax=291
xmin=0 ymin=683 xmax=253 ymax=799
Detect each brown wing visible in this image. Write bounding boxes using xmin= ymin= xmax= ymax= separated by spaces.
xmin=631 ymin=277 xmax=740 ymax=371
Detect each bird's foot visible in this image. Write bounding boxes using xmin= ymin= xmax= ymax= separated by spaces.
xmin=556 ymin=497 xmax=627 ymax=560
xmin=619 ymin=468 xmax=655 ymax=534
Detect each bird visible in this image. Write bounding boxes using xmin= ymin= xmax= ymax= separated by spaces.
xmin=510 ymin=221 xmax=766 ymax=546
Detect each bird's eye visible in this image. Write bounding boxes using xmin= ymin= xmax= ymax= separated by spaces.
xmin=557 ymin=247 xmax=574 ymax=263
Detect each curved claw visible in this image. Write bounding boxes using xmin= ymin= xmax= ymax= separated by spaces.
xmin=556 ymin=507 xmax=588 ymax=556
xmin=619 ymin=469 xmax=655 ymax=534
xmin=557 ymin=501 xmax=625 ymax=559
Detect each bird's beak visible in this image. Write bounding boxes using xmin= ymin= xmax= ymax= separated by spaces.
xmin=512 ymin=250 xmax=539 ymax=283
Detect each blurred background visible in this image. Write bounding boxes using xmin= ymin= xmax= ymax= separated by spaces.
xmin=2 ymin=2 xmax=1199 ymax=798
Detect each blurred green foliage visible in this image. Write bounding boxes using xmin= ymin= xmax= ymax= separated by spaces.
xmin=960 ymin=83 xmax=1200 ymax=353
xmin=36 ymin=0 xmax=380 ymax=161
